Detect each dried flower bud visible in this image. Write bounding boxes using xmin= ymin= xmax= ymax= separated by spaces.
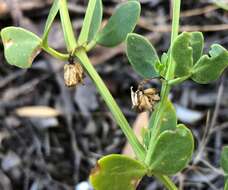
xmin=131 ymin=87 xmax=160 ymax=112
xmin=64 ymin=62 xmax=85 ymax=87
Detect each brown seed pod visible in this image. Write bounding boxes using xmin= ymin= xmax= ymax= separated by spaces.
xmin=64 ymin=62 xmax=85 ymax=87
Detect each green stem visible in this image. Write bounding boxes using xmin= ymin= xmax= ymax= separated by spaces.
xmin=42 ymin=45 xmax=69 ymax=61
xmin=145 ymin=1 xmax=181 ymax=190
xmin=76 ymin=50 xmax=146 ymax=161
xmin=145 ymin=0 xmax=181 ymax=168
xmin=59 ymin=0 xmax=77 ymax=52
xmin=154 ymin=174 xmax=178 ymax=190
xmin=85 ymin=40 xmax=97 ymax=52
xmin=168 ymin=74 xmax=191 ymax=86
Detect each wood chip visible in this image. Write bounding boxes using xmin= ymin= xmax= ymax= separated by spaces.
xmin=15 ymin=106 xmax=61 ymax=118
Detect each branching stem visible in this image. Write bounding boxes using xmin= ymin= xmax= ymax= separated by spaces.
xmin=145 ymin=0 xmax=181 ymax=189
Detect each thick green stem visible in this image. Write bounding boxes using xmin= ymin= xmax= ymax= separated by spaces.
xmin=76 ymin=50 xmax=146 ymax=161
xmin=155 ymin=174 xmax=178 ymax=190
xmin=59 ymin=0 xmax=77 ymax=52
xmin=145 ymin=1 xmax=181 ymax=189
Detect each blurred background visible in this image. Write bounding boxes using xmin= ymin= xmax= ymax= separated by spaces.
xmin=0 ymin=0 xmax=228 ymax=189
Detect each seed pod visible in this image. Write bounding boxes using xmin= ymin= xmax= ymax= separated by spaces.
xmin=64 ymin=62 xmax=85 ymax=87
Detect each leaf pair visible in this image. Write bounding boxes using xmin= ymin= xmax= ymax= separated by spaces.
xmin=1 ymin=0 xmax=141 ymax=69
xmin=172 ymin=32 xmax=228 ymax=84
xmin=90 ymin=100 xmax=194 ymax=190
xmin=90 ymin=126 xmax=194 ymax=190
xmin=127 ymin=31 xmax=228 ymax=85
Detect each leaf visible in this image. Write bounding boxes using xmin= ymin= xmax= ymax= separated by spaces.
xmin=126 ymin=33 xmax=159 ymax=78
xmin=144 ymin=100 xmax=177 ymax=149
xmin=149 ymin=124 xmax=194 ymax=175
xmin=191 ymin=44 xmax=228 ymax=84
xmin=221 ymin=146 xmax=228 ymax=174
xmin=1 ymin=27 xmax=42 ymax=68
xmin=172 ymin=32 xmax=204 ymax=77
xmin=78 ymin=0 xmax=103 ymax=45
xmin=42 ymin=0 xmax=60 ymax=44
xmin=149 ymin=99 xmax=177 ymax=133
xmin=90 ymin=154 xmax=147 ymax=190
xmin=172 ymin=32 xmax=193 ymax=77
xmin=96 ymin=1 xmax=141 ymax=47
xmin=190 ymin=32 xmax=204 ymax=64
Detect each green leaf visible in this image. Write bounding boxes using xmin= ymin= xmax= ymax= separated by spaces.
xmin=190 ymin=32 xmax=204 ymax=64
xmin=90 ymin=154 xmax=147 ymax=190
xmin=149 ymin=124 xmax=194 ymax=175
xmin=172 ymin=32 xmax=204 ymax=77
xmin=221 ymin=146 xmax=228 ymax=174
xmin=172 ymin=32 xmax=193 ymax=77
xmin=78 ymin=0 xmax=103 ymax=45
xmin=191 ymin=44 xmax=228 ymax=84
xmin=42 ymin=0 xmax=60 ymax=44
xmin=155 ymin=52 xmax=169 ymax=78
xmin=144 ymin=100 xmax=176 ymax=149
xmin=96 ymin=1 xmax=141 ymax=47
xmin=149 ymin=100 xmax=177 ymax=133
xmin=126 ymin=33 xmax=159 ymax=78
xmin=1 ymin=27 xmax=42 ymax=68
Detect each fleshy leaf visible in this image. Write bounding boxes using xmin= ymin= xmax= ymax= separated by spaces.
xmin=78 ymin=0 xmax=103 ymax=45
xmin=90 ymin=154 xmax=147 ymax=190
xmin=221 ymin=146 xmax=228 ymax=174
xmin=42 ymin=0 xmax=60 ymax=44
xmin=191 ymin=44 xmax=228 ymax=84
xmin=96 ymin=1 xmax=141 ymax=47
xmin=1 ymin=27 xmax=42 ymax=68
xmin=149 ymin=124 xmax=194 ymax=175
xmin=144 ymin=100 xmax=177 ymax=149
xmin=190 ymin=32 xmax=204 ymax=64
xmin=126 ymin=33 xmax=159 ymax=78
xmin=172 ymin=32 xmax=193 ymax=77
xmin=172 ymin=32 xmax=204 ymax=78
xmin=149 ymin=100 xmax=177 ymax=133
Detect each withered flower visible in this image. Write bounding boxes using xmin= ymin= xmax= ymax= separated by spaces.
xmin=64 ymin=62 xmax=85 ymax=87
xmin=131 ymin=86 xmax=160 ymax=112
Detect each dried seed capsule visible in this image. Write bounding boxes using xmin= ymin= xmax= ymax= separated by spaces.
xmin=64 ymin=62 xmax=85 ymax=87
